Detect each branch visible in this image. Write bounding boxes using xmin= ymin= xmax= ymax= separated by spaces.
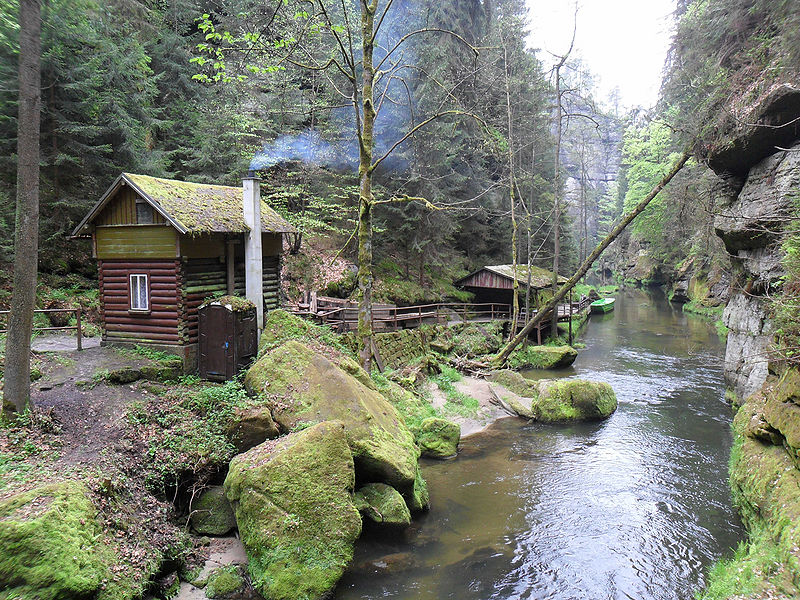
xmin=491 ymin=151 xmax=692 ymax=365
xmin=375 ymin=28 xmax=480 ymax=72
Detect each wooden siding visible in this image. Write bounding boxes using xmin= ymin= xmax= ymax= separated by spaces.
xmin=460 ymin=269 xmax=514 ymax=290
xmin=180 ymin=234 xmax=226 ymax=259
xmin=96 ymin=225 xmax=178 ymax=259
xmin=99 ymin=259 xmax=180 ymax=344
xmin=95 ymin=184 xmax=166 ymax=226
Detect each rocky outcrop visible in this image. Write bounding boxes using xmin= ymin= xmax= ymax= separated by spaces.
xmin=244 ymin=340 xmax=419 ymax=491
xmin=713 ymin=141 xmax=800 ymax=399
xmin=509 ymin=345 xmax=578 ymax=370
xmin=224 ymin=422 xmax=362 ymax=600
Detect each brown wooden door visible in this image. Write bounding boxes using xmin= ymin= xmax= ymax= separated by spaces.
xmin=199 ymin=306 xmax=234 ymax=380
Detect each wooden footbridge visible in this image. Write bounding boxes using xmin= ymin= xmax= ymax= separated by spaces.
xmin=292 ymin=294 xmax=592 ymax=344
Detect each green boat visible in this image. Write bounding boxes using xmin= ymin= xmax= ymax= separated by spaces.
xmin=590 ymin=297 xmax=616 ymax=314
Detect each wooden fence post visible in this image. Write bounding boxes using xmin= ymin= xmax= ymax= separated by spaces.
xmin=76 ymin=308 xmax=82 ymax=351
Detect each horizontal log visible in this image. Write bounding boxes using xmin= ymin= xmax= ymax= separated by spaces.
xmin=184 ymin=284 xmax=226 ymax=294
xmin=105 ymin=333 xmax=181 ymax=343
xmin=104 ymin=309 xmax=179 ymax=319
xmin=105 ymin=322 xmax=179 ymax=334
xmin=101 ymin=268 xmax=177 ymax=277
xmin=101 ymin=261 xmax=177 ymax=268
xmin=106 ymin=317 xmax=179 ymax=328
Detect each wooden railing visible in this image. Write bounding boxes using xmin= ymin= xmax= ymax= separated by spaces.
xmin=296 ymin=297 xmax=593 ymax=335
xmin=0 ymin=308 xmax=83 ymax=351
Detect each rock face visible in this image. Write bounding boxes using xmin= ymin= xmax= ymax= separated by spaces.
xmin=416 ymin=418 xmax=460 ymax=459
xmin=354 ymin=483 xmax=412 ymax=527
xmin=190 ymin=486 xmax=237 ymax=536
xmin=244 ymin=340 xmax=419 ymax=491
xmin=0 ymin=481 xmax=120 ymax=600
xmin=224 ymin=421 xmax=362 ymax=600
xmin=713 ymin=142 xmax=800 ymax=399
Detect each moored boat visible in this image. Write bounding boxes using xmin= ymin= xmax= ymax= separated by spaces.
xmin=590 ymin=297 xmax=616 ymax=313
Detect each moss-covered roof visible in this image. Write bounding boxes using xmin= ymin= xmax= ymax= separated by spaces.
xmin=124 ymin=173 xmax=295 ymax=234
xmin=72 ymin=173 xmax=296 ymax=236
xmin=456 ymin=264 xmax=567 ymax=289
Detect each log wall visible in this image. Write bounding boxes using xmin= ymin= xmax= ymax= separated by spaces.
xmin=99 ymin=259 xmax=181 ymax=344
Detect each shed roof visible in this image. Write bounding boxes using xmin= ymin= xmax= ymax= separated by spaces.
xmin=456 ymin=264 xmax=568 ymax=289
xmin=72 ymin=173 xmax=295 ymax=236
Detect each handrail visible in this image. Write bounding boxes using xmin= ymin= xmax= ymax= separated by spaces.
xmin=0 ymin=308 xmax=83 ymax=351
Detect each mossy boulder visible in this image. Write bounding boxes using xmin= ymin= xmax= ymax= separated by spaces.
xmin=759 ymin=368 xmax=800 ymax=460
xmin=244 ymin=340 xmax=419 ymax=490
xmin=190 ymin=486 xmax=237 ymax=536
xmin=509 ymin=345 xmax=578 ymax=370
xmin=487 ymin=370 xmax=540 ymax=398
xmin=224 ymin=422 xmax=362 ymax=600
xmin=531 ymin=379 xmax=617 ymax=422
xmin=204 ymin=566 xmax=244 ymax=598
xmin=225 ymin=406 xmax=281 ymax=453
xmin=0 ymin=481 xmax=123 ymax=600
xmin=417 ymin=418 xmax=460 ymax=459
xmin=257 ymin=309 xmax=314 ymax=355
xmin=354 ymin=483 xmax=411 ymax=527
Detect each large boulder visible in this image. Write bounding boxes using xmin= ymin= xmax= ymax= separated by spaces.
xmin=224 ymin=421 xmax=362 ymax=600
xmin=0 ymin=481 xmax=119 ymax=600
xmin=354 ymin=483 xmax=411 ymax=527
xmin=509 ymin=345 xmax=577 ymax=370
xmin=531 ymin=379 xmax=617 ymax=422
xmin=225 ymin=406 xmax=281 ymax=453
xmin=416 ymin=418 xmax=460 ymax=459
xmin=190 ymin=486 xmax=236 ymax=536
xmin=244 ymin=340 xmax=419 ymax=490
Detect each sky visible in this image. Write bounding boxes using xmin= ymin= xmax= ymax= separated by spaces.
xmin=525 ymin=0 xmax=677 ymax=110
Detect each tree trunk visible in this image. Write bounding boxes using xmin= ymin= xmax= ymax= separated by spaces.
xmin=551 ymin=63 xmax=563 ymax=339
xmin=357 ymin=1 xmax=377 ymax=371
xmin=503 ymin=42 xmax=519 ymax=339
xmin=3 ymin=0 xmax=41 ymax=416
xmin=492 ymin=152 xmax=690 ymax=366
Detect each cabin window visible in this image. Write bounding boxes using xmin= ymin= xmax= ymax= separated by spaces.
xmin=136 ymin=200 xmax=154 ymax=224
xmin=129 ymin=274 xmax=149 ymax=311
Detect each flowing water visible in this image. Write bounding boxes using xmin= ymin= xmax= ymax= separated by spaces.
xmin=335 ymin=288 xmax=744 ymax=600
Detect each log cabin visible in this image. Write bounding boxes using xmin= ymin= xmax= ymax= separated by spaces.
xmin=455 ymin=264 xmax=568 ymax=307
xmin=72 ymin=172 xmax=295 ymax=369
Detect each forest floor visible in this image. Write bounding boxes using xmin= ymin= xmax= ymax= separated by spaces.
xmin=426 ymin=375 xmax=519 ymax=437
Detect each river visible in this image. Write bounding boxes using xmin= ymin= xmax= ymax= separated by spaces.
xmin=335 ymin=288 xmax=744 ymax=600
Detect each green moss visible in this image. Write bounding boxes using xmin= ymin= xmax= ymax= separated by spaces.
xmin=191 ymin=486 xmax=237 ymax=536
xmin=245 ymin=340 xmax=419 ymax=490
xmin=0 ymin=481 xmax=149 ymax=600
xmin=354 ymin=483 xmax=411 ymax=527
xmin=487 ymin=369 xmax=539 ymax=398
xmin=205 ymin=566 xmax=244 ymax=598
xmin=257 ymin=309 xmax=354 ymax=359
xmin=370 ymin=371 xmax=436 ymax=435
xmin=532 ymin=379 xmax=617 ymax=423
xmin=416 ymin=417 xmax=460 ymax=459
xmin=199 ymin=295 xmax=255 ymax=312
xmin=224 ymin=422 xmax=362 ymax=600
xmin=447 ymin=322 xmax=504 ymax=358
xmin=407 ymin=464 xmax=430 ymax=513
xmin=508 ymin=345 xmax=577 ymax=370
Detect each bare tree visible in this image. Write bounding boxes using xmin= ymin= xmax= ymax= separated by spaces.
xmin=3 ymin=0 xmax=41 ymax=416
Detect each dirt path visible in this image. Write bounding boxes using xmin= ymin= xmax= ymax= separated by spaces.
xmin=426 ymin=375 xmax=516 ymax=438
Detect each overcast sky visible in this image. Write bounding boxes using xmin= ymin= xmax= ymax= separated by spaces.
xmin=524 ymin=0 xmax=677 ymax=109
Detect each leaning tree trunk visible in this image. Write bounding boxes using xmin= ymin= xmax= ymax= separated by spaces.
xmin=356 ymin=1 xmax=377 ymax=371
xmin=503 ymin=42 xmax=519 ymax=338
xmin=491 ymin=152 xmax=690 ymax=366
xmin=3 ymin=0 xmax=41 ymax=416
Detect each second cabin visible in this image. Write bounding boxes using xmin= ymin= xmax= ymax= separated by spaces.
xmin=72 ymin=172 xmax=295 ymax=368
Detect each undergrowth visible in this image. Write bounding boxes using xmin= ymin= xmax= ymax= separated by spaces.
xmin=431 ymin=365 xmax=479 ymax=418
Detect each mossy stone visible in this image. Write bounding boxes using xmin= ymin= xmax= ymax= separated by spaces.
xmin=225 ymin=406 xmax=281 ymax=453
xmin=257 ymin=309 xmax=313 ymax=355
xmin=417 ymin=418 xmax=460 ymax=459
xmin=191 ymin=486 xmax=237 ymax=536
xmin=532 ymin=379 xmax=617 ymax=422
xmin=354 ymin=483 xmax=411 ymax=527
xmin=487 ymin=370 xmax=539 ymax=398
xmin=204 ymin=566 xmax=244 ymax=598
xmin=509 ymin=345 xmax=578 ymax=370
xmin=224 ymin=421 xmax=362 ymax=600
xmin=244 ymin=341 xmax=419 ymax=490
xmin=0 ymin=481 xmax=122 ymax=600
xmin=407 ymin=465 xmax=430 ymax=514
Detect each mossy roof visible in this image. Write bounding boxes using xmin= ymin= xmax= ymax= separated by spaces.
xmin=456 ymin=264 xmax=567 ymax=289
xmin=72 ymin=173 xmax=296 ymax=236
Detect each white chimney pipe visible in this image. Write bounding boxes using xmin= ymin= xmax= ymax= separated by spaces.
xmin=243 ymin=174 xmax=264 ymax=329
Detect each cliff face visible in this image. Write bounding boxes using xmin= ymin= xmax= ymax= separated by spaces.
xmin=714 ymin=143 xmax=800 ymax=398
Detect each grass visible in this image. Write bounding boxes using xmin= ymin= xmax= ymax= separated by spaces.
xmin=431 ymin=365 xmax=480 ymax=418
xmin=115 ymin=344 xmax=181 ymax=363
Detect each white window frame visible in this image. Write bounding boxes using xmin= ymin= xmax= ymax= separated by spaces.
xmin=129 ymin=273 xmax=149 ymax=312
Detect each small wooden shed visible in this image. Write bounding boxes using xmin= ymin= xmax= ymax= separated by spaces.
xmin=455 ymin=264 xmax=568 ymax=306
xmin=72 ymin=172 xmax=295 ymax=368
